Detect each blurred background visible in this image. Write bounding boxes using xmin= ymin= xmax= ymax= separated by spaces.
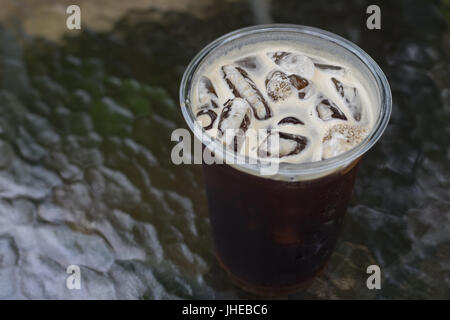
xmin=0 ymin=0 xmax=449 ymax=299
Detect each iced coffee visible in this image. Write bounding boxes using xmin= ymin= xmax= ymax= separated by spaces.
xmin=180 ymin=25 xmax=391 ymax=296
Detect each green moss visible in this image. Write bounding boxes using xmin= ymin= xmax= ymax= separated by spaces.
xmin=440 ymin=0 xmax=450 ymax=22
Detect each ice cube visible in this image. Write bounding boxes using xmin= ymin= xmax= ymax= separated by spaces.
xmin=268 ymin=51 xmax=315 ymax=79
xmin=198 ymin=76 xmax=219 ymax=109
xmin=314 ymin=63 xmax=345 ymax=76
xmin=322 ymin=124 xmax=367 ymax=159
xmin=265 ymin=70 xmax=293 ymax=101
xmin=277 ymin=116 xmax=304 ymax=125
xmin=268 ymin=51 xmax=291 ymax=64
xmin=288 ymin=74 xmax=308 ymax=90
xmin=218 ymin=98 xmax=252 ymax=152
xmin=316 ymin=94 xmax=347 ymax=121
xmin=235 ymin=56 xmax=262 ymax=72
xmin=222 ymin=65 xmax=272 ymax=120
xmin=331 ymin=77 xmax=362 ymax=121
xmin=196 ymin=109 xmax=217 ymax=130
xmin=288 ymin=74 xmax=316 ymax=100
xmin=258 ymin=131 xmax=308 ymax=158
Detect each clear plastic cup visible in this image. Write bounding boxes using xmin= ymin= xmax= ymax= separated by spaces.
xmin=180 ymin=24 xmax=391 ymax=296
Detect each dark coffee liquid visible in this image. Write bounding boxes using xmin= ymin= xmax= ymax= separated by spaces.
xmin=202 ymin=160 xmax=361 ymax=296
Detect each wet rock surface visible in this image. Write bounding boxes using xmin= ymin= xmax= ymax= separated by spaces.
xmin=0 ymin=0 xmax=449 ymax=299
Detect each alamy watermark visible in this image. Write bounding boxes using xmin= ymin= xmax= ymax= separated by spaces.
xmin=66 ymin=265 xmax=81 ymax=290
xmin=366 ymin=264 xmax=381 ymax=290
xmin=366 ymin=5 xmax=381 ymax=30
xmin=66 ymin=5 xmax=81 ymax=30
xmin=171 ymin=128 xmax=284 ymax=175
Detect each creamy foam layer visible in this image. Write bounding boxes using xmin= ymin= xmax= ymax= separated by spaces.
xmin=191 ymin=40 xmax=376 ymax=164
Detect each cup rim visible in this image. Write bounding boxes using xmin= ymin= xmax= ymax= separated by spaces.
xmin=179 ymin=24 xmax=392 ymax=177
